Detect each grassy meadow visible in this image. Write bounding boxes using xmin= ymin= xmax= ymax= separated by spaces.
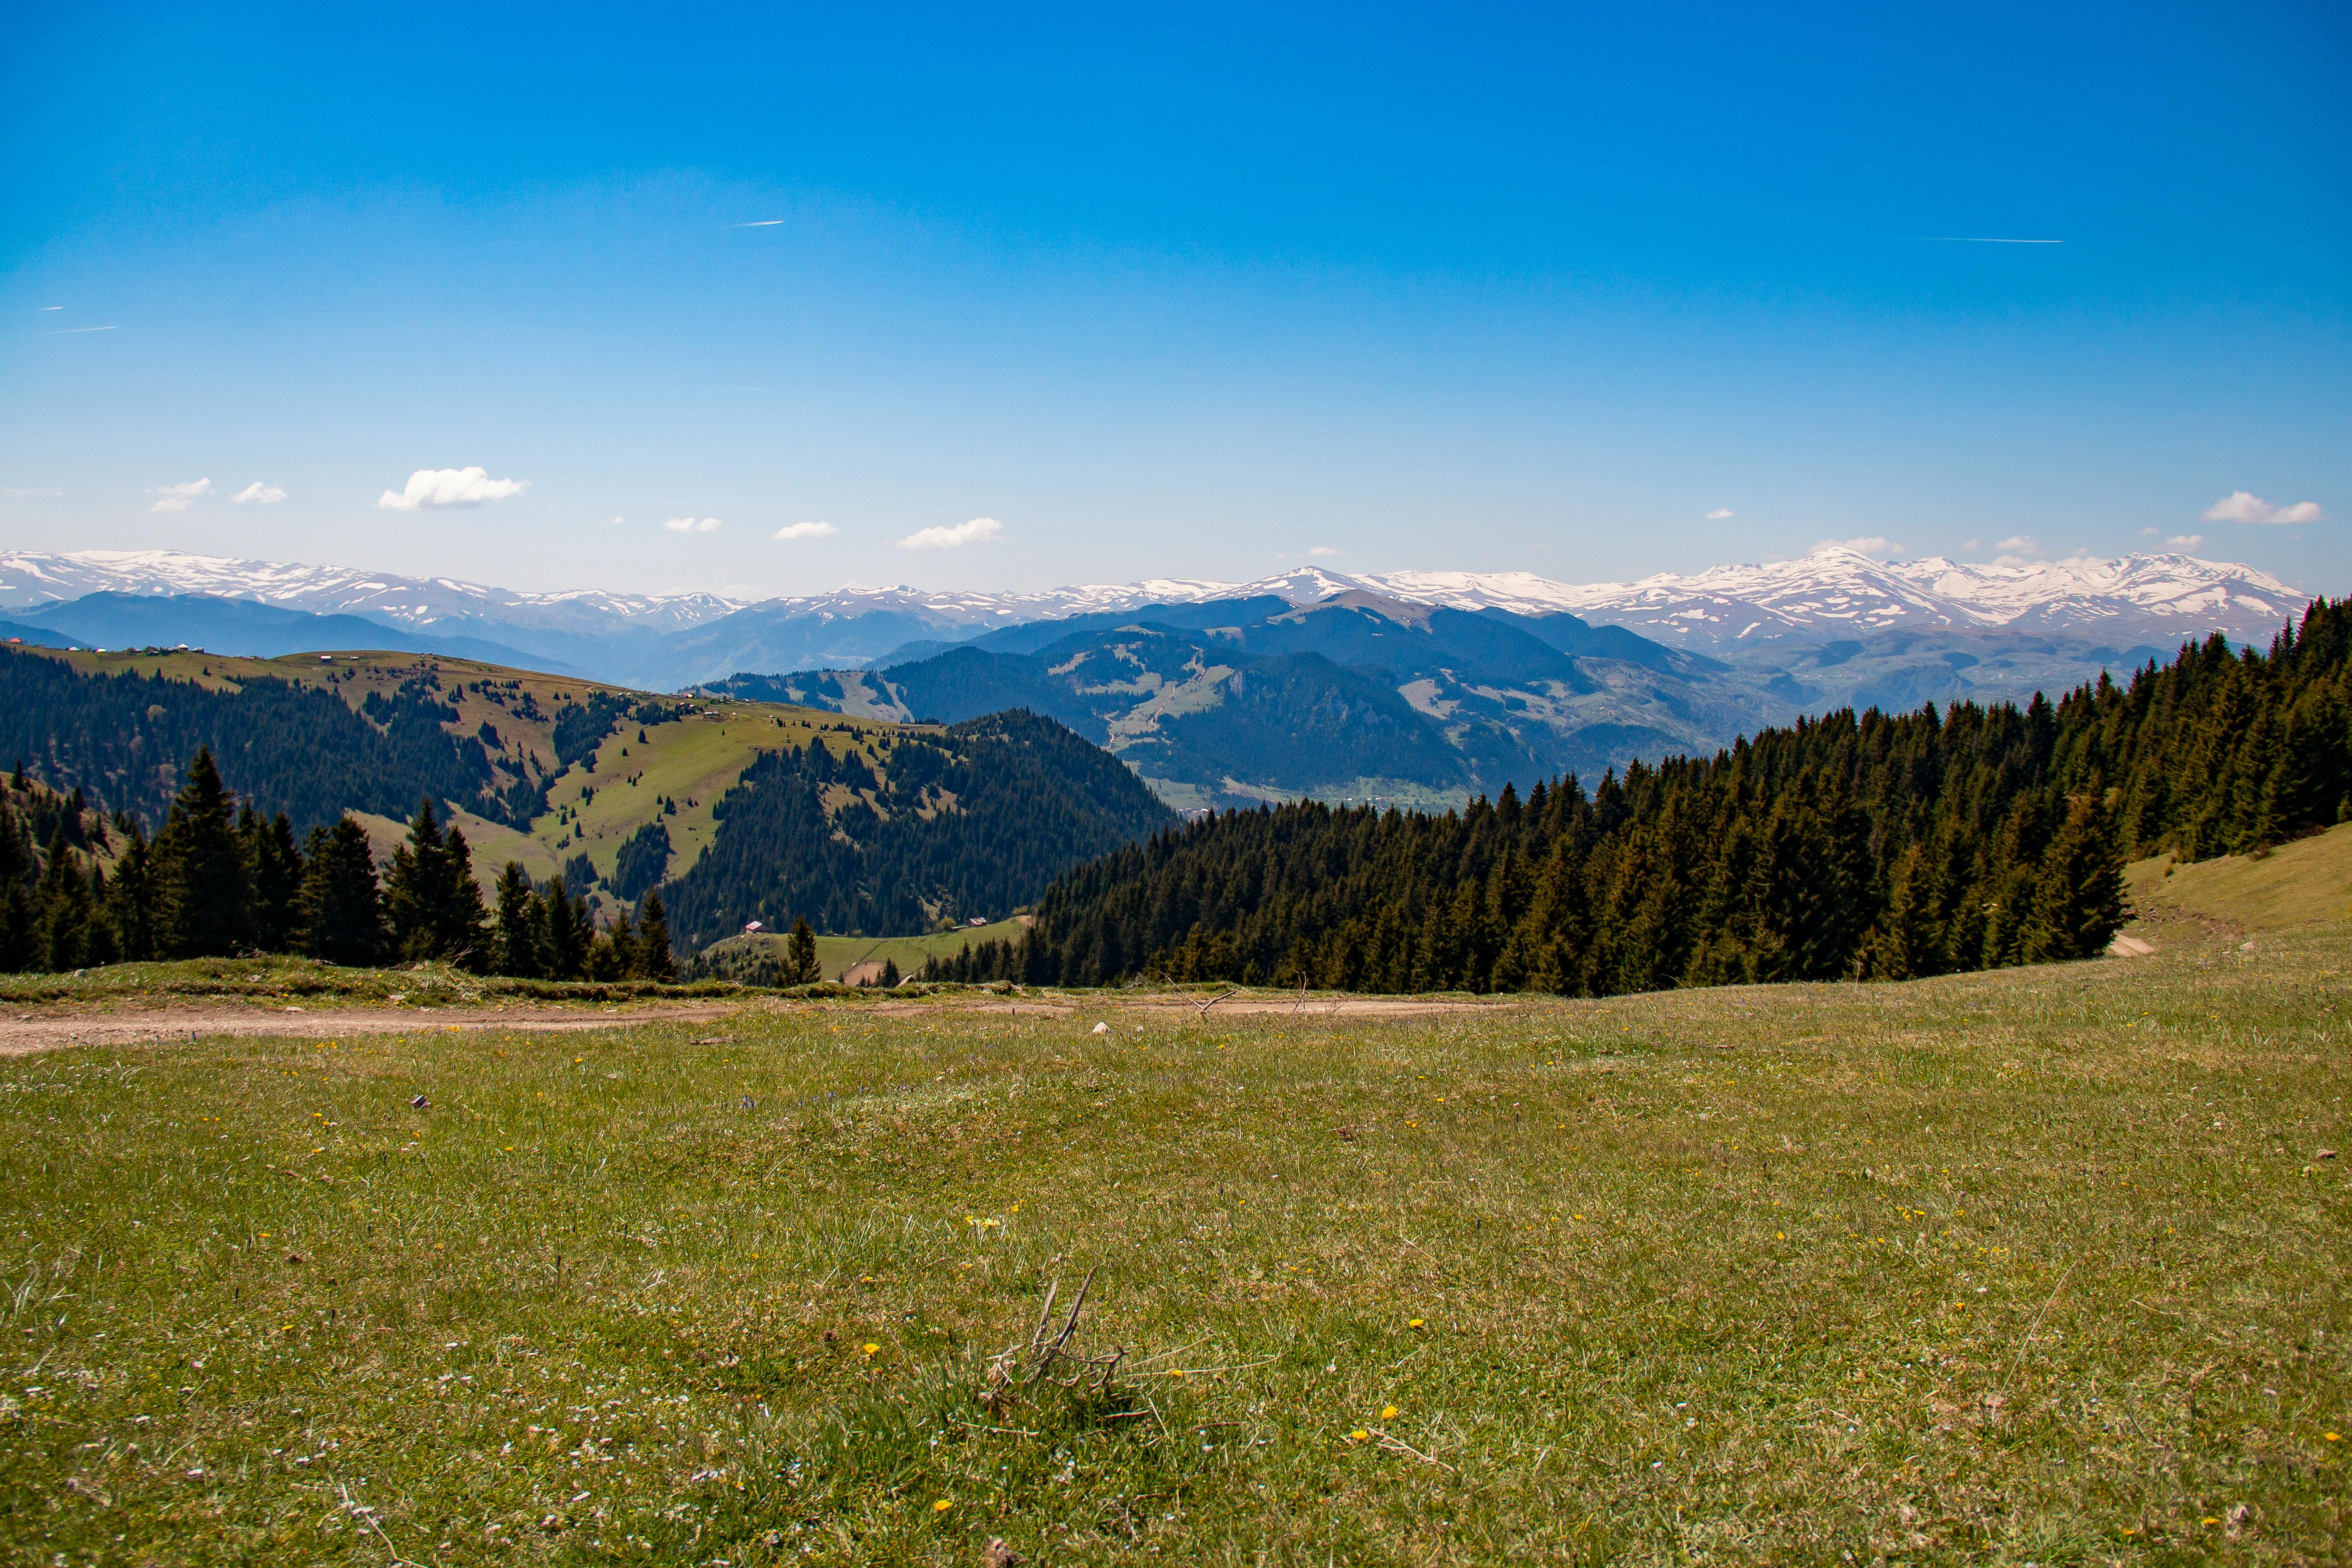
xmin=700 ymin=919 xmax=1034 ymax=985
xmin=2 ymin=861 xmax=2348 ymax=1563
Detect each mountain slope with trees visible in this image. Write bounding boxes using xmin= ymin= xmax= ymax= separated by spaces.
xmin=925 ymin=599 xmax=2352 ymax=996
xmin=0 ymin=646 xmax=1176 ymax=973
xmin=717 ymin=594 xmax=1758 ymax=809
xmin=658 ymin=709 xmax=1176 ymax=948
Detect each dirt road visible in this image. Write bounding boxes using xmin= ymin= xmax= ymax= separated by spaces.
xmin=0 ymin=1000 xmax=747 ymax=1057
xmin=0 ymin=986 xmax=1530 ymax=1057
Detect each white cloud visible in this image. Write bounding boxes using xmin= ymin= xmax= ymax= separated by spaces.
xmin=662 ymin=516 xmax=723 ymax=534
xmin=147 ymin=478 xmax=211 ymax=513
xmin=2205 ymin=490 xmax=2325 ymax=525
xmin=1308 ymin=545 xmax=1339 ymax=558
xmin=231 ymin=481 xmax=286 ymax=505
xmin=2165 ymin=533 xmax=2204 ymax=549
xmin=898 ymin=516 xmax=1003 ymax=550
xmin=1812 ymin=536 xmax=1903 ymax=559
xmin=376 ymin=466 xmax=528 ymax=512
xmin=1705 ymin=508 xmax=1735 ymax=520
xmin=1995 ymin=534 xmax=2039 ymax=554
xmin=772 ymin=520 xmax=838 ymax=541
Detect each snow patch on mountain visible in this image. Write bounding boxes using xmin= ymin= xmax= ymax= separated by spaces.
xmin=0 ymin=543 xmax=2309 ymax=657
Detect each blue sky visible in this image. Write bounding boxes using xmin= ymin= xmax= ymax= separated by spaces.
xmin=3 ymin=1 xmax=2345 ymax=597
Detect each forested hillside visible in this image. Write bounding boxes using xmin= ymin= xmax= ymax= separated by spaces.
xmin=926 ymin=600 xmax=2352 ymax=995
xmin=0 ymin=646 xmax=504 ymax=829
xmin=0 ymin=646 xmax=1177 ymax=974
xmin=659 ymin=709 xmax=1175 ymax=947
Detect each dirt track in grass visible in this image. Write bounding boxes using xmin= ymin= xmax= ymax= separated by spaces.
xmin=0 ymin=989 xmax=1520 ymax=1056
xmin=0 ymin=1001 xmax=747 ymax=1055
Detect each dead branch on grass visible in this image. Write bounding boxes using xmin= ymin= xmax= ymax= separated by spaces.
xmin=981 ymin=1268 xmax=1125 ymax=1408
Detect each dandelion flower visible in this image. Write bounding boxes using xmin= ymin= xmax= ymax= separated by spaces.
xmin=2328 ymin=1432 xmax=2343 ymax=1442
xmin=1408 ymin=1318 xmax=1424 ymax=1329
xmin=1381 ymin=1405 xmax=1398 ymax=1420
xmin=933 ymin=1498 xmax=953 ymax=1513
xmin=862 ymin=1343 xmax=880 ymax=1357
xmin=1349 ymin=1430 xmax=1369 ymax=1442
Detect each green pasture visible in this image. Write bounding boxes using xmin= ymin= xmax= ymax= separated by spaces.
xmin=0 ymin=839 xmax=2346 ymax=1561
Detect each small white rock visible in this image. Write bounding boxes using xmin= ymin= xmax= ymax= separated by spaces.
xmin=1091 ymin=1022 xmax=1110 ymax=1035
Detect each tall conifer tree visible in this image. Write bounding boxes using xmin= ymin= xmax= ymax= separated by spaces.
xmin=152 ymin=748 xmax=248 ymax=958
xmin=294 ymin=816 xmax=386 ymax=967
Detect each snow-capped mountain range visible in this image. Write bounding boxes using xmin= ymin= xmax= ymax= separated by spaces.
xmin=0 ymin=544 xmax=2309 ymax=682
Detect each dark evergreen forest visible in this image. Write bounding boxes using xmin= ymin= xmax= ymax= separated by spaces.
xmin=0 ymin=749 xmax=677 ymax=982
xmin=924 ymin=601 xmax=2351 ymax=994
xmin=659 ymin=710 xmax=1177 ymax=946
xmin=0 ymin=649 xmax=498 ymax=829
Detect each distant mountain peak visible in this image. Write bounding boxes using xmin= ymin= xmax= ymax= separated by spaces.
xmin=0 ymin=540 xmax=2310 ymax=675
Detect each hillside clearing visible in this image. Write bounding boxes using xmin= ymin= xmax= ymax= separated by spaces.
xmin=2124 ymin=821 xmax=2352 ymax=940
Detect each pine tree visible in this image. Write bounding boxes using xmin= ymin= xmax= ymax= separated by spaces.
xmin=491 ymin=862 xmax=546 ymax=978
xmin=542 ymin=876 xmax=592 ymax=979
xmin=383 ymin=801 xmax=492 ymax=969
xmin=240 ymin=807 xmax=305 ymax=953
xmin=1868 ymin=842 xmax=1934 ymax=981
xmin=0 ymin=790 xmax=31 ymax=972
xmin=878 ymin=956 xmax=901 ymax=988
xmin=152 ymin=748 xmax=249 ymax=958
xmin=103 ymin=824 xmax=160 ymax=963
xmin=635 ymin=890 xmax=678 ymax=982
xmin=80 ymin=860 xmax=118 ymax=966
xmin=294 ymin=816 xmax=386 ymax=968
xmin=588 ymin=908 xmax=633 ymax=981
xmin=2021 ymin=797 xmax=2129 ymax=961
xmin=787 ymin=917 xmax=821 ymax=985
xmin=33 ymin=827 xmax=92 ymax=972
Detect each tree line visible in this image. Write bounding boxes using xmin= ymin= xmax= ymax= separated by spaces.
xmin=925 ymin=600 xmax=2352 ymax=994
xmin=0 ymin=649 xmax=501 ymax=830
xmin=0 ymin=747 xmax=675 ymax=981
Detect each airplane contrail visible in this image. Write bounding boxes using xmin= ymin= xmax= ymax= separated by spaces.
xmin=49 ymin=324 xmax=118 ymax=333
xmin=1929 ymin=237 xmax=2063 ymax=244
xmin=733 ymin=219 xmax=785 ymax=227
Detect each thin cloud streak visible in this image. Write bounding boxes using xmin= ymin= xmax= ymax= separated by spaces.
xmin=732 ymin=219 xmax=785 ymax=227
xmin=1927 ymin=237 xmax=2063 ymax=243
xmin=48 ymin=324 xmax=118 ymax=333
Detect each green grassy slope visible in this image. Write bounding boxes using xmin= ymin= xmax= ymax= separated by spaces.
xmin=2125 ymin=820 xmax=2352 ymax=936
xmin=4 ymin=928 xmax=2345 ymax=1560
xmin=697 ymin=917 xmax=1033 ymax=983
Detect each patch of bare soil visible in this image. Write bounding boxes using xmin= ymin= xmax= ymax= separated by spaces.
xmin=0 ymin=1000 xmax=746 ymax=1057
xmin=0 ymin=988 xmax=1534 ymax=1056
xmin=865 ymin=991 xmax=1533 ymax=1020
